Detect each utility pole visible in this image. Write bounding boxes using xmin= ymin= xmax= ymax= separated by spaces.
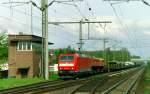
xmin=101 ymin=23 xmax=109 ymax=72
xmin=103 ymin=25 xmax=107 ymax=62
xmin=121 ymin=48 xmax=124 ymax=62
xmin=113 ymin=45 xmax=116 ymax=61
xmin=30 ymin=3 xmax=33 ymax=34
xmin=2 ymin=0 xmax=49 ymax=80
xmin=103 ymin=38 xmax=110 ymax=72
xmin=103 ymin=38 xmax=106 ymax=59
xmin=41 ymin=0 xmax=82 ymax=80
xmin=41 ymin=0 xmax=49 ymax=80
xmin=103 ymin=39 xmax=109 ymax=59
xmin=79 ymin=20 xmax=83 ymax=53
xmin=3 ymin=0 xmax=83 ymax=80
xmin=103 ymin=38 xmax=106 ymax=60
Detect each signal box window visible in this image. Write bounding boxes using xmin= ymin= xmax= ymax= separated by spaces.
xmin=17 ymin=41 xmax=32 ymax=51
xmin=60 ymin=56 xmax=74 ymax=61
xmin=23 ymin=42 xmax=26 ymax=50
xmin=27 ymin=42 xmax=31 ymax=50
xmin=18 ymin=42 xmax=22 ymax=50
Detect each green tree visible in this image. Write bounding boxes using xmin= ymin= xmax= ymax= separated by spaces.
xmin=0 ymin=31 xmax=8 ymax=64
xmin=50 ymin=46 xmax=77 ymax=64
xmin=84 ymin=47 xmax=131 ymax=62
xmin=131 ymin=55 xmax=141 ymax=59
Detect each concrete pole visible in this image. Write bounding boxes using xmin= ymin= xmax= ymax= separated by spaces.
xmin=113 ymin=45 xmax=116 ymax=61
xmin=30 ymin=3 xmax=33 ymax=34
xmin=41 ymin=0 xmax=49 ymax=80
xmin=79 ymin=20 xmax=82 ymax=53
xmin=103 ymin=38 xmax=106 ymax=59
xmin=121 ymin=48 xmax=124 ymax=62
xmin=88 ymin=23 xmax=90 ymax=39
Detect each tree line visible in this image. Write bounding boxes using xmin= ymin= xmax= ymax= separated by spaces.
xmin=0 ymin=31 xmax=8 ymax=64
xmin=84 ymin=48 xmax=132 ymax=62
xmin=0 ymin=32 xmax=141 ymax=64
xmin=49 ymin=46 xmax=141 ymax=64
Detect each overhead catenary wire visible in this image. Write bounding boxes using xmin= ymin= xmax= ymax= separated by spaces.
xmin=117 ymin=5 xmax=138 ymax=45
xmin=0 ymin=4 xmax=41 ymax=21
xmin=0 ymin=0 xmax=78 ymax=46
xmin=0 ymin=0 xmax=42 ymax=35
xmin=0 ymin=0 xmax=147 ymax=57
xmin=71 ymin=1 xmax=113 ymax=52
xmin=83 ymin=0 xmax=112 ymax=53
xmin=49 ymin=7 xmax=81 ymax=20
xmin=0 ymin=1 xmax=41 ymax=20
xmin=72 ymin=0 xmax=108 ymax=42
xmin=0 ymin=15 xmax=41 ymax=31
xmin=109 ymin=2 xmax=144 ymax=57
xmin=72 ymin=0 xmax=89 ymax=20
xmin=84 ymin=0 xmax=112 ymax=42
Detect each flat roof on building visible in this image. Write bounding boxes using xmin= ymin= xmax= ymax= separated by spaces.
xmin=9 ymin=34 xmax=54 ymax=45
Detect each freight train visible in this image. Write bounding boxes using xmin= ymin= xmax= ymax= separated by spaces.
xmin=58 ymin=53 xmax=136 ymax=79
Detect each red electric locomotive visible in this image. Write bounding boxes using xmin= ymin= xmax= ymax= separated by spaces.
xmin=58 ymin=53 xmax=105 ymax=78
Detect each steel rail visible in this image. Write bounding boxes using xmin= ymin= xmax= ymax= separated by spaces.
xmin=0 ymin=78 xmax=91 ymax=94
xmin=0 ymin=67 xmax=141 ymax=94
xmin=123 ymin=68 xmax=144 ymax=94
xmin=101 ymin=67 xmax=144 ymax=94
xmin=70 ymin=67 xmax=140 ymax=94
xmin=101 ymin=78 xmax=129 ymax=94
xmin=70 ymin=77 xmax=107 ymax=94
xmin=0 ymin=80 xmax=64 ymax=94
xmin=30 ymin=78 xmax=90 ymax=94
xmin=32 ymin=68 xmax=141 ymax=94
xmin=90 ymin=78 xmax=107 ymax=94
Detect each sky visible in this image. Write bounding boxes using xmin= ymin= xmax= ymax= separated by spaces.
xmin=0 ymin=0 xmax=150 ymax=58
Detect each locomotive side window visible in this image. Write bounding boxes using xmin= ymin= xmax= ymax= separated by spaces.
xmin=60 ymin=56 xmax=74 ymax=61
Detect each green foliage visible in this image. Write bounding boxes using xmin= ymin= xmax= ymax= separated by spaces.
xmin=143 ymin=62 xmax=150 ymax=94
xmin=0 ymin=32 xmax=8 ymax=64
xmin=145 ymin=62 xmax=150 ymax=79
xmin=50 ymin=46 xmax=136 ymax=64
xmin=0 ymin=77 xmax=44 ymax=90
xmin=50 ymin=46 xmax=77 ymax=64
xmin=131 ymin=55 xmax=141 ymax=59
xmin=0 ymin=32 xmax=7 ymax=47
xmin=49 ymin=74 xmax=59 ymax=80
xmin=84 ymin=47 xmax=131 ymax=62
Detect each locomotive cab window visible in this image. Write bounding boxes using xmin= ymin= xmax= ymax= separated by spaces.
xmin=60 ymin=56 xmax=74 ymax=61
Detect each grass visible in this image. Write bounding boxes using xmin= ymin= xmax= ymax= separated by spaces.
xmin=144 ymin=62 xmax=150 ymax=94
xmin=0 ymin=77 xmax=44 ymax=90
xmin=0 ymin=74 xmax=59 ymax=90
xmin=49 ymin=74 xmax=59 ymax=80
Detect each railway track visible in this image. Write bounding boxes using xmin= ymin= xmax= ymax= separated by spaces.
xmin=0 ymin=80 xmax=64 ymax=94
xmin=0 ymin=67 xmax=142 ymax=94
xmin=50 ymin=69 xmax=137 ymax=94
xmin=67 ymin=67 xmax=142 ymax=94
xmin=70 ymin=76 xmax=108 ymax=94
xmin=0 ymin=78 xmax=91 ymax=94
xmin=101 ymin=67 xmax=144 ymax=94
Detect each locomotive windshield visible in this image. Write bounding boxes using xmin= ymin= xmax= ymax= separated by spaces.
xmin=60 ymin=56 xmax=74 ymax=61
